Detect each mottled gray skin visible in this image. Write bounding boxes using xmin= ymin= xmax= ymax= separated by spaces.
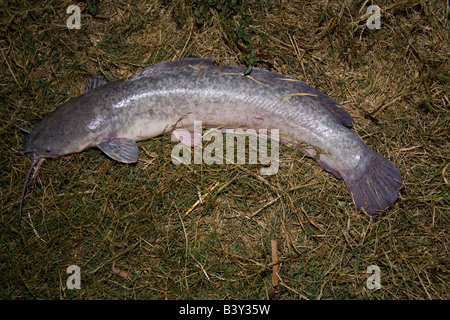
xmin=24 ymin=58 xmax=402 ymax=215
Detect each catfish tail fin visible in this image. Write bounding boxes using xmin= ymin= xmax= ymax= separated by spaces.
xmin=342 ymin=150 xmax=402 ymax=215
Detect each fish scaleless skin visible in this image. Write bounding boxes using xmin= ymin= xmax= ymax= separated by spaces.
xmin=24 ymin=58 xmax=402 ymax=215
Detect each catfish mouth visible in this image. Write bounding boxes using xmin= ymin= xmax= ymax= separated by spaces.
xmin=25 ymin=149 xmax=37 ymax=161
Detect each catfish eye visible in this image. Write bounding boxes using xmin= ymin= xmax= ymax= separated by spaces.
xmin=45 ymin=147 xmax=51 ymax=153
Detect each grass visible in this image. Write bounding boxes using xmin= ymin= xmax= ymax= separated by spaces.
xmin=1 ymin=0 xmax=449 ymax=299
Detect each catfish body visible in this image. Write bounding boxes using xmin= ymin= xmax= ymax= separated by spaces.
xmin=24 ymin=58 xmax=402 ymax=215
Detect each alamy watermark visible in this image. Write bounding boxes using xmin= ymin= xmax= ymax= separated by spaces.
xmin=366 ymin=265 xmax=382 ymax=290
xmin=65 ymin=264 xmax=382 ymax=291
xmin=66 ymin=4 xmax=382 ymax=31
xmin=171 ymin=121 xmax=279 ymax=176
xmin=366 ymin=5 xmax=381 ymax=30
xmin=66 ymin=5 xmax=81 ymax=29
xmin=66 ymin=265 xmax=81 ymax=289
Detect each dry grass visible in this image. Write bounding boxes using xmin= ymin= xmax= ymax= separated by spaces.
xmin=1 ymin=0 xmax=448 ymax=299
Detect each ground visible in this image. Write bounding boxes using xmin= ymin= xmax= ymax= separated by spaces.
xmin=0 ymin=0 xmax=448 ymax=299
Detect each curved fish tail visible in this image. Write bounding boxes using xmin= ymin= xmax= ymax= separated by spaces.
xmin=342 ymin=151 xmax=402 ymax=215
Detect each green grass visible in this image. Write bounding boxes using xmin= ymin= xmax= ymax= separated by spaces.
xmin=1 ymin=0 xmax=449 ymax=300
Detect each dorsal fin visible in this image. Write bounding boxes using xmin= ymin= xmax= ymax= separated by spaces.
xmin=130 ymin=58 xmax=216 ymax=81
xmin=217 ymin=65 xmax=354 ymax=127
xmin=84 ymin=74 xmax=108 ymax=93
xmin=130 ymin=58 xmax=353 ymax=126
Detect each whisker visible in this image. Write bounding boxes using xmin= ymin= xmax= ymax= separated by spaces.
xmin=3 ymin=149 xmax=34 ymax=154
xmin=19 ymin=154 xmax=44 ymax=224
xmin=14 ymin=124 xmax=31 ymax=134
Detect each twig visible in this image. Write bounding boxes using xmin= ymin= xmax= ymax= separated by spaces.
xmin=185 ymin=181 xmax=220 ymax=217
xmin=271 ymin=239 xmax=279 ymax=287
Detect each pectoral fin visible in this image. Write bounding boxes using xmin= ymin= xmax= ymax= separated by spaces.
xmin=98 ymin=137 xmax=139 ymax=163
